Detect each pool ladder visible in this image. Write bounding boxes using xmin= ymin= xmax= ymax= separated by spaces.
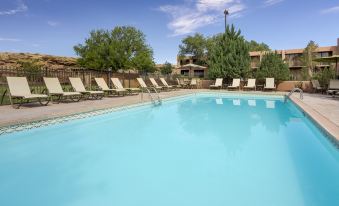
xmin=287 ymin=88 xmax=303 ymax=100
xmin=143 ymin=87 xmax=162 ymax=106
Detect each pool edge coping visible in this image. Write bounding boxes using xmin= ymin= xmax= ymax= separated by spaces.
xmin=0 ymin=91 xmax=285 ymax=135
xmin=289 ymin=95 xmax=339 ymax=148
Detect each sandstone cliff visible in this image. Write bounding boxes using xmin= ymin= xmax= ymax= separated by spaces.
xmin=0 ymin=52 xmax=78 ymax=70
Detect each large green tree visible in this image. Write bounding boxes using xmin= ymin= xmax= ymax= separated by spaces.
xmin=255 ymin=52 xmax=290 ymax=83
xmin=247 ymin=40 xmax=270 ymax=52
xmin=207 ymin=25 xmax=250 ymax=80
xmin=178 ymin=33 xmax=207 ymax=65
xmin=74 ymin=26 xmax=155 ymax=72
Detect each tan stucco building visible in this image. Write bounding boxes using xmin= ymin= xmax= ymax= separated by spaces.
xmin=174 ymin=38 xmax=339 ymax=79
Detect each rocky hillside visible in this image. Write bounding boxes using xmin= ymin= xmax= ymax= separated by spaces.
xmin=0 ymin=52 xmax=78 ymax=70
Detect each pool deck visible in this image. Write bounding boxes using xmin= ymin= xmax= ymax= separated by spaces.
xmin=0 ymin=89 xmax=338 ymax=141
xmin=290 ymin=93 xmax=339 ymax=142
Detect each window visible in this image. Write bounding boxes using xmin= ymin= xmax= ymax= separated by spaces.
xmin=317 ymin=52 xmax=332 ymax=58
xmin=194 ymin=70 xmax=204 ymax=78
xmin=181 ymin=70 xmax=189 ymax=76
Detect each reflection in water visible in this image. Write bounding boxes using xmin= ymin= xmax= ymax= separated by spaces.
xmin=248 ymin=99 xmax=256 ymax=107
xmin=266 ymin=100 xmax=275 ymax=109
xmin=215 ymin=98 xmax=223 ymax=105
xmin=233 ymin=99 xmax=241 ymax=106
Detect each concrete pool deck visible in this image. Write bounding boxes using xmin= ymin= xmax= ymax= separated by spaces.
xmin=0 ymin=89 xmax=338 ymax=141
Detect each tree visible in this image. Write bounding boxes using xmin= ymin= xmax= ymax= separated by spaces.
xmin=247 ymin=40 xmax=270 ymax=52
xmin=302 ymin=40 xmax=318 ymax=78
xmin=74 ymin=26 xmax=155 ymax=72
xmin=255 ymin=52 xmax=290 ymax=83
xmin=160 ymin=62 xmax=173 ymax=75
xmin=178 ymin=33 xmax=207 ymax=65
xmin=207 ymin=25 xmax=251 ymax=80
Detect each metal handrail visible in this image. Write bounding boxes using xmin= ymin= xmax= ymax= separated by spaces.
xmin=142 ymin=87 xmax=162 ymax=105
xmin=287 ymin=88 xmax=303 ymax=100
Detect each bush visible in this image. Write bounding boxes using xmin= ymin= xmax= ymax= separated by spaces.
xmin=312 ymin=66 xmax=335 ymax=87
xmin=160 ymin=62 xmax=173 ymax=75
xmin=255 ymin=52 xmax=290 ymax=83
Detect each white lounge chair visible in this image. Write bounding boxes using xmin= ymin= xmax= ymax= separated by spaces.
xmin=264 ymin=78 xmax=276 ymax=91
xmin=6 ymin=77 xmax=50 ymax=108
xmin=43 ymin=77 xmax=82 ymax=103
xmin=210 ymin=78 xmax=223 ymax=89
xmin=94 ymin=78 xmax=125 ymax=96
xmin=69 ymin=77 xmax=104 ymax=99
xmin=190 ymin=79 xmax=197 ymax=89
xmin=111 ymin=78 xmax=140 ymax=94
xmin=327 ymin=80 xmax=339 ymax=96
xmin=244 ymin=79 xmax=256 ymax=90
xmin=149 ymin=78 xmax=163 ymax=90
xmin=228 ymin=79 xmax=240 ymax=90
xmin=160 ymin=78 xmax=175 ymax=90
xmin=176 ymin=78 xmax=185 ymax=88
xmin=137 ymin=77 xmax=161 ymax=94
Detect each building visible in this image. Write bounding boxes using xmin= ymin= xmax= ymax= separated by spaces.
xmin=175 ymin=38 xmax=339 ymax=79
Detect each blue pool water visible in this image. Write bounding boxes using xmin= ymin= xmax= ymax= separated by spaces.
xmin=0 ymin=94 xmax=338 ymax=206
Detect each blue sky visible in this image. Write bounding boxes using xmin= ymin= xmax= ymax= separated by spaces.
xmin=0 ymin=0 xmax=339 ymax=64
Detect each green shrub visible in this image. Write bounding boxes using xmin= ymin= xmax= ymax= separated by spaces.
xmin=255 ymin=52 xmax=290 ymax=83
xmin=312 ymin=66 xmax=335 ymax=87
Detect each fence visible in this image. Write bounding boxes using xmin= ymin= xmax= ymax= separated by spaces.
xmin=0 ymin=66 xmax=142 ymax=105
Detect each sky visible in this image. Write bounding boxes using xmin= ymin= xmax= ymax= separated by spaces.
xmin=0 ymin=0 xmax=339 ymax=64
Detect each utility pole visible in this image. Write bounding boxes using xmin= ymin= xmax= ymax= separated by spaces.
xmin=224 ymin=9 xmax=229 ymax=32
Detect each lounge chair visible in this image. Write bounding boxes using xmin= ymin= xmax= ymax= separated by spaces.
xmin=228 ymin=79 xmax=240 ymax=90
xmin=160 ymin=78 xmax=175 ymax=90
xmin=243 ymin=79 xmax=256 ymax=90
xmin=94 ymin=78 xmax=125 ymax=96
xmin=190 ymin=78 xmax=197 ymax=89
xmin=137 ymin=77 xmax=161 ymax=93
xmin=264 ymin=78 xmax=276 ymax=91
xmin=175 ymin=78 xmax=184 ymax=88
xmin=69 ymin=77 xmax=104 ymax=99
xmin=210 ymin=78 xmax=223 ymax=89
xmin=111 ymin=78 xmax=140 ymax=94
xmin=311 ymin=80 xmax=323 ymax=93
xmin=43 ymin=77 xmax=82 ymax=103
xmin=327 ymin=80 xmax=339 ymax=97
xmin=6 ymin=77 xmax=50 ymax=108
xmin=149 ymin=78 xmax=163 ymax=90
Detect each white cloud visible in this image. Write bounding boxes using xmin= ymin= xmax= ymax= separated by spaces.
xmin=263 ymin=0 xmax=284 ymax=7
xmin=159 ymin=0 xmax=246 ymax=36
xmin=47 ymin=21 xmax=60 ymax=27
xmin=0 ymin=37 xmax=22 ymax=42
xmin=0 ymin=1 xmax=28 ymax=16
xmin=321 ymin=6 xmax=339 ymax=14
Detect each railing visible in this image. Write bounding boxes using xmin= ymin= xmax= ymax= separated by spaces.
xmin=141 ymin=87 xmax=162 ymax=106
xmin=287 ymin=88 xmax=303 ymax=100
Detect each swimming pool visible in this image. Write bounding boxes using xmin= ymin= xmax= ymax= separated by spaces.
xmin=0 ymin=93 xmax=338 ymax=206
